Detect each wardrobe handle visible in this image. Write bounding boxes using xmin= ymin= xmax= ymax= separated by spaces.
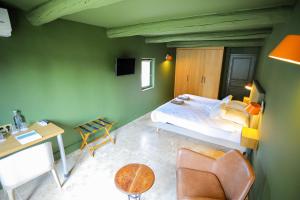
xmin=201 ymin=75 xmax=205 ymax=84
xmin=203 ymin=76 xmax=206 ymax=84
xmin=187 ymin=75 xmax=189 ymax=82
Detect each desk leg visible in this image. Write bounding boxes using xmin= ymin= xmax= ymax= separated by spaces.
xmin=57 ymin=134 xmax=69 ymax=178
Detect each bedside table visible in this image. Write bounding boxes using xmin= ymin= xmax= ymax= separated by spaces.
xmin=243 ymin=96 xmax=250 ymax=104
xmin=241 ymin=127 xmax=259 ymax=150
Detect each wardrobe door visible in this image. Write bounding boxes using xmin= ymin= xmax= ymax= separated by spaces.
xmin=201 ymin=47 xmax=224 ymax=99
xmin=187 ymin=49 xmax=205 ymax=96
xmin=174 ymin=49 xmax=190 ymax=96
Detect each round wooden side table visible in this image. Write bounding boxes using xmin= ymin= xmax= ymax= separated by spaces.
xmin=115 ymin=163 xmax=155 ymax=200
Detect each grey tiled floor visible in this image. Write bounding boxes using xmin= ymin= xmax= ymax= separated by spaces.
xmin=0 ymin=113 xmax=228 ymax=200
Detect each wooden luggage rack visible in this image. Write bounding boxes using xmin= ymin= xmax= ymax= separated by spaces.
xmin=75 ymin=118 xmax=115 ymax=157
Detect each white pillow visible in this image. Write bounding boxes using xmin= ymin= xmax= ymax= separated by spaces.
xmin=220 ymin=108 xmax=249 ymax=127
xmin=225 ymin=100 xmax=248 ymax=112
xmin=209 ymin=95 xmax=233 ymax=118
xmin=209 ymin=103 xmax=226 ymax=118
xmin=221 ymin=95 xmax=233 ymax=104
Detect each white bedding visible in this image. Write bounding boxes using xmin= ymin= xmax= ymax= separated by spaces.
xmin=151 ymin=94 xmax=244 ymax=144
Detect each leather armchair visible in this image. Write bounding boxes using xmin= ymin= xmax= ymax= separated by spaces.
xmin=176 ymin=148 xmax=255 ymax=200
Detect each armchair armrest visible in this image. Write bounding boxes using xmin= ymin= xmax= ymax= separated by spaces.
xmin=176 ymin=148 xmax=216 ymax=172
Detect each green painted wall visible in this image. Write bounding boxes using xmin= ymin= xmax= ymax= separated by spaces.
xmin=0 ymin=10 xmax=175 ymax=157
xmin=250 ymin=2 xmax=300 ymax=199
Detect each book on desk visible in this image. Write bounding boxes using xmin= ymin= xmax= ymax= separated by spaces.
xmin=15 ymin=130 xmax=42 ymax=145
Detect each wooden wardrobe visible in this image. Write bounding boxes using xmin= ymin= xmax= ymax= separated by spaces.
xmin=174 ymin=47 xmax=224 ymax=99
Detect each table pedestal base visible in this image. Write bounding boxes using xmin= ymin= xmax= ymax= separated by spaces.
xmin=128 ymin=194 xmax=141 ymax=200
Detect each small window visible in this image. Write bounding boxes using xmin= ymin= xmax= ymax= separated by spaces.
xmin=141 ymin=59 xmax=154 ymax=90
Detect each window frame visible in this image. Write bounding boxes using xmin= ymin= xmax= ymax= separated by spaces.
xmin=141 ymin=58 xmax=155 ymax=91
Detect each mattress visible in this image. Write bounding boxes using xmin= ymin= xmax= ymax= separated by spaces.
xmin=151 ymin=94 xmax=243 ymax=144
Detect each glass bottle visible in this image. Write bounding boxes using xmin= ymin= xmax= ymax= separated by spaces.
xmin=13 ymin=110 xmax=22 ymax=131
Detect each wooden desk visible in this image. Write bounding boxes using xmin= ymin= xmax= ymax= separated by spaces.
xmin=115 ymin=163 xmax=155 ymax=200
xmin=0 ymin=123 xmax=69 ymax=177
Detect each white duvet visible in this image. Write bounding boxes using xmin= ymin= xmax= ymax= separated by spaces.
xmin=151 ymin=94 xmax=243 ymax=143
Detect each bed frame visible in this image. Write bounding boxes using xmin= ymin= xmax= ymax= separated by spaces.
xmin=154 ymin=80 xmax=265 ymax=152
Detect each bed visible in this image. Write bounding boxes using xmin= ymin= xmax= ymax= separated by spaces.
xmin=151 ymin=81 xmax=265 ymax=152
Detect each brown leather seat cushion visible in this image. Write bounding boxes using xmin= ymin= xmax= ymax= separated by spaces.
xmin=177 ymin=168 xmax=226 ymax=200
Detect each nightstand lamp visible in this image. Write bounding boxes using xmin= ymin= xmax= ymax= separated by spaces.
xmin=245 ymin=102 xmax=261 ymax=115
xmin=243 ymin=83 xmax=252 ymax=104
xmin=245 ymin=83 xmax=252 ymax=91
xmin=241 ymin=127 xmax=259 ymax=150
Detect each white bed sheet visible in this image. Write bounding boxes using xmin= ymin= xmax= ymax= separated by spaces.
xmin=151 ymin=94 xmax=243 ymax=144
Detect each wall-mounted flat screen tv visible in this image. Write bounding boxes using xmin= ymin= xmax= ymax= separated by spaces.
xmin=115 ymin=58 xmax=135 ymax=76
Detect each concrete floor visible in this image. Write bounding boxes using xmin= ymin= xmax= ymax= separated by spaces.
xmin=0 ymin=113 xmax=229 ymax=200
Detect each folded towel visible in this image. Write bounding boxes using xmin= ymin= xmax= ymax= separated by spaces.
xmin=178 ymin=95 xmax=190 ymax=100
xmin=171 ymin=98 xmax=184 ymax=105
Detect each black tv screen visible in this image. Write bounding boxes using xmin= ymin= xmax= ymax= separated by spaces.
xmin=115 ymin=58 xmax=135 ymax=76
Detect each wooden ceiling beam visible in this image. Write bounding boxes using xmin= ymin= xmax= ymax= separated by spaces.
xmin=145 ymin=29 xmax=272 ymax=43
xmin=27 ymin=0 xmax=125 ymax=26
xmin=167 ymin=39 xmax=265 ymax=48
xmin=107 ymin=6 xmax=291 ymax=38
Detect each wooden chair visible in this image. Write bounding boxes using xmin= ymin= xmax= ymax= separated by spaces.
xmin=75 ymin=118 xmax=115 ymax=157
xmin=0 ymin=142 xmax=61 ymax=200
